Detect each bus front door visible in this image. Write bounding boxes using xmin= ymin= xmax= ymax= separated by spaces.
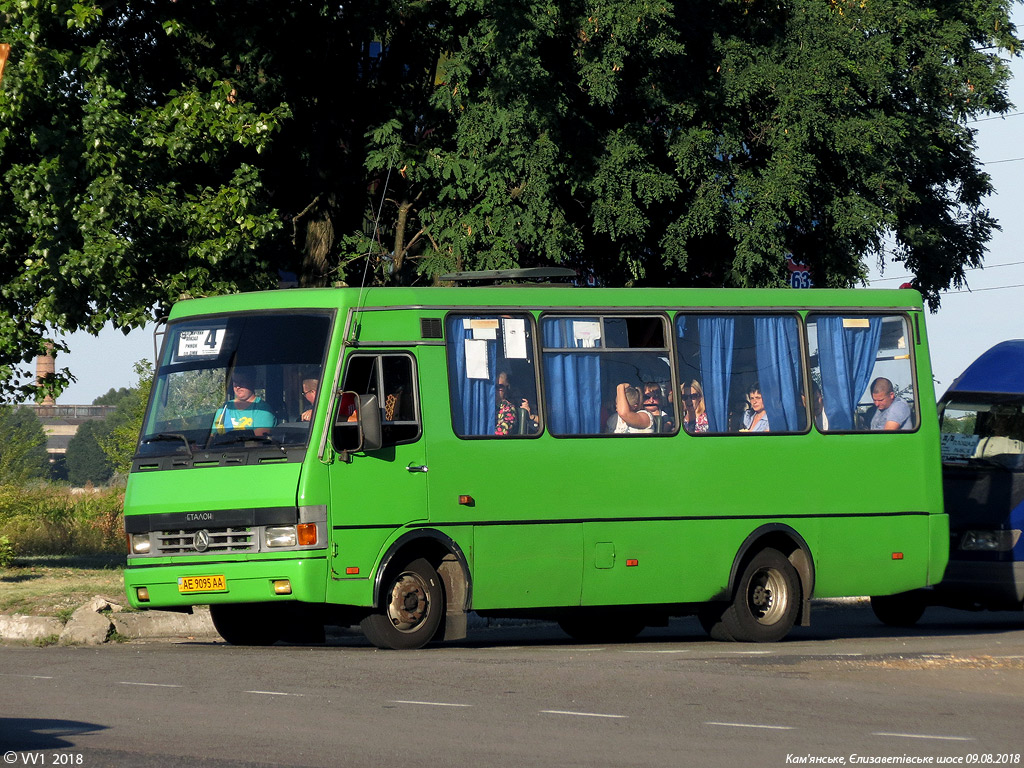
xmin=325 ymin=352 xmax=428 ymax=605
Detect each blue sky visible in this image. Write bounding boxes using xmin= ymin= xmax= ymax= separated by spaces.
xmin=55 ymin=16 xmax=1024 ymax=405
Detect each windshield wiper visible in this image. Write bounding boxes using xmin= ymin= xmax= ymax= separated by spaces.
xmin=142 ymin=433 xmax=193 ymax=456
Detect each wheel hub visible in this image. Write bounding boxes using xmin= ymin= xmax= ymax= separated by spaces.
xmin=386 ymin=573 xmax=429 ymax=631
xmin=749 ymin=568 xmax=787 ymax=624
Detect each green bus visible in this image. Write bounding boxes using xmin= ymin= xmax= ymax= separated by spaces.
xmin=123 ymin=277 xmax=947 ymax=648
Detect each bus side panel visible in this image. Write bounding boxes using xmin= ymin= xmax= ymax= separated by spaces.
xmin=324 ymin=527 xmax=397 ymax=607
xmin=470 ymin=523 xmax=582 ymax=609
xmin=810 ymin=514 xmax=937 ymax=597
xmin=581 ymin=520 xmax=736 ymax=605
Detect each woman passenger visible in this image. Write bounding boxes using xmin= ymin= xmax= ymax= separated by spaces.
xmin=740 ymin=381 xmax=769 ymax=432
xmin=682 ymin=380 xmax=709 ymax=433
xmin=495 ymin=372 xmax=518 ymax=435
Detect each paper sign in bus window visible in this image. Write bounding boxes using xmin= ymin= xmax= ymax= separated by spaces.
xmin=177 ymin=329 xmax=225 ymax=358
xmin=940 ymin=432 xmax=978 ymax=460
xmin=503 ymin=318 xmax=528 ymax=359
xmin=573 ymin=321 xmax=601 ymax=348
xmin=465 ymin=339 xmax=490 ymax=379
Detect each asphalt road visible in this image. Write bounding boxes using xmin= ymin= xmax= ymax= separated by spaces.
xmin=2 ymin=601 xmax=1023 ymax=768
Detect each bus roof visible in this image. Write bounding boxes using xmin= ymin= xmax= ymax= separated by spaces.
xmin=167 ymin=286 xmax=924 ymax=320
xmin=943 ymin=340 xmax=1024 ymax=398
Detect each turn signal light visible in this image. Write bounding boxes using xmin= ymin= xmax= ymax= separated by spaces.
xmin=297 ymin=523 xmax=318 ymax=546
xmin=136 ymin=587 xmax=150 ymax=602
xmin=892 ymin=552 xmax=904 ymax=560
xmin=273 ymin=579 xmax=292 ymax=595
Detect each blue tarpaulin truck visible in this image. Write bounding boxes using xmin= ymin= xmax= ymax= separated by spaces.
xmin=873 ymin=340 xmax=1024 ymax=626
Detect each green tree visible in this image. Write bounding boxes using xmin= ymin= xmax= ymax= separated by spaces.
xmin=96 ymin=361 xmax=153 ymax=476
xmin=1 ymin=1 xmax=1020 ymax=400
xmin=93 ymin=387 xmax=131 ymax=406
xmin=0 ymin=406 xmax=50 ymax=484
xmin=65 ymin=420 xmax=113 ymax=487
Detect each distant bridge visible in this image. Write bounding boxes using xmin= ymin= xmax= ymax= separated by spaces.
xmin=20 ymin=404 xmax=118 ymax=457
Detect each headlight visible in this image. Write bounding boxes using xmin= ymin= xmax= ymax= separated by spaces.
xmin=130 ymin=534 xmax=151 ymax=554
xmin=265 ymin=526 xmax=297 ymax=548
xmin=960 ymin=529 xmax=1021 ymax=552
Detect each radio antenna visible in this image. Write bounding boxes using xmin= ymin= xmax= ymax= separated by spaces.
xmin=357 ymin=167 xmax=393 ymax=297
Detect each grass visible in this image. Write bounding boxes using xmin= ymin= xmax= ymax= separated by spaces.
xmin=0 ymin=554 xmax=126 ymax=617
xmin=0 ymin=484 xmax=127 ymax=618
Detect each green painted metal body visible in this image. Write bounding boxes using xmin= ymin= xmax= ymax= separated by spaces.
xmin=123 ymin=286 xmax=947 ymax=624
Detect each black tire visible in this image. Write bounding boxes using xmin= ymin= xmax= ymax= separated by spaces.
xmin=870 ymin=592 xmax=926 ymax=627
xmin=278 ymin=612 xmax=327 ymax=644
xmin=210 ymin=603 xmax=281 ymax=646
xmin=557 ymin=611 xmax=646 ymax=643
xmin=360 ymin=557 xmax=444 ymax=650
xmin=701 ymin=548 xmax=802 ymax=642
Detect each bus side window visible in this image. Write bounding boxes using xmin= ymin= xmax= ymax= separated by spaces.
xmin=339 ymin=353 xmax=421 ymax=447
xmin=541 ymin=315 xmax=675 ymax=437
xmin=675 ymin=313 xmax=807 ymax=434
xmin=806 ymin=314 xmax=917 ymax=433
xmin=446 ymin=314 xmax=541 ymax=438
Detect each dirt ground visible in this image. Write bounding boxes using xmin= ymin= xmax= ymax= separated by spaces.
xmin=0 ymin=555 xmax=126 ymax=617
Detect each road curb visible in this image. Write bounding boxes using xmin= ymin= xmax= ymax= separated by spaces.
xmin=0 ymin=595 xmax=220 ymax=645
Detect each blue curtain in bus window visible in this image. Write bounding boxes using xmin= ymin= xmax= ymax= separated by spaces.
xmin=541 ymin=318 xmax=602 ymax=435
xmin=754 ymin=316 xmax=804 ymax=432
xmin=446 ymin=316 xmax=498 ymax=436
xmin=697 ymin=316 xmax=735 ymax=433
xmin=816 ymin=316 xmax=882 ymax=431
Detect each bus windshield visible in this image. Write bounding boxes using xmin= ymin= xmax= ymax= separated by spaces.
xmin=137 ymin=312 xmax=333 ymax=458
xmin=939 ymin=397 xmax=1024 ymax=469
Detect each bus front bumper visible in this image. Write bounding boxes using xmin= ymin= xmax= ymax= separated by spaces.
xmin=124 ymin=556 xmax=329 ymax=610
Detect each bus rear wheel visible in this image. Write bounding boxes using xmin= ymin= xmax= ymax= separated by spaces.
xmin=360 ymin=557 xmax=444 ymax=650
xmin=700 ymin=548 xmax=801 ymax=643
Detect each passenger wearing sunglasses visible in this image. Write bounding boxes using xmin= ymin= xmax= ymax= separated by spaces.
xmin=682 ymin=380 xmax=709 ymax=434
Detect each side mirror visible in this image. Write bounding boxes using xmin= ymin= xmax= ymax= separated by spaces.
xmin=358 ymin=394 xmax=383 ymax=452
xmin=332 ymin=391 xmax=383 ymax=455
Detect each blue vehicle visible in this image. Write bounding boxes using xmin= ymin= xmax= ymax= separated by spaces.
xmin=872 ymin=341 xmax=1024 ymax=625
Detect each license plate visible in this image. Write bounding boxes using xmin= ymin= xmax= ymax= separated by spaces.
xmin=178 ymin=574 xmax=227 ymax=593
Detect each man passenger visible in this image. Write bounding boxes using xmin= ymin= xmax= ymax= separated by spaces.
xmin=869 ymin=377 xmax=913 ymax=431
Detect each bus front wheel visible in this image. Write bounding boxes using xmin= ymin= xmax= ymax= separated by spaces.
xmin=700 ymin=548 xmax=801 ymax=643
xmin=361 ymin=557 xmax=444 ymax=650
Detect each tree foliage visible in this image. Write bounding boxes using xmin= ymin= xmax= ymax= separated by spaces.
xmin=1 ymin=0 xmax=1020 ymax=401
xmin=0 ymin=406 xmax=50 ymax=484
xmin=65 ymin=419 xmax=112 ymax=487
xmin=96 ymin=361 xmax=153 ymax=476
xmin=92 ymin=387 xmax=132 ymax=406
